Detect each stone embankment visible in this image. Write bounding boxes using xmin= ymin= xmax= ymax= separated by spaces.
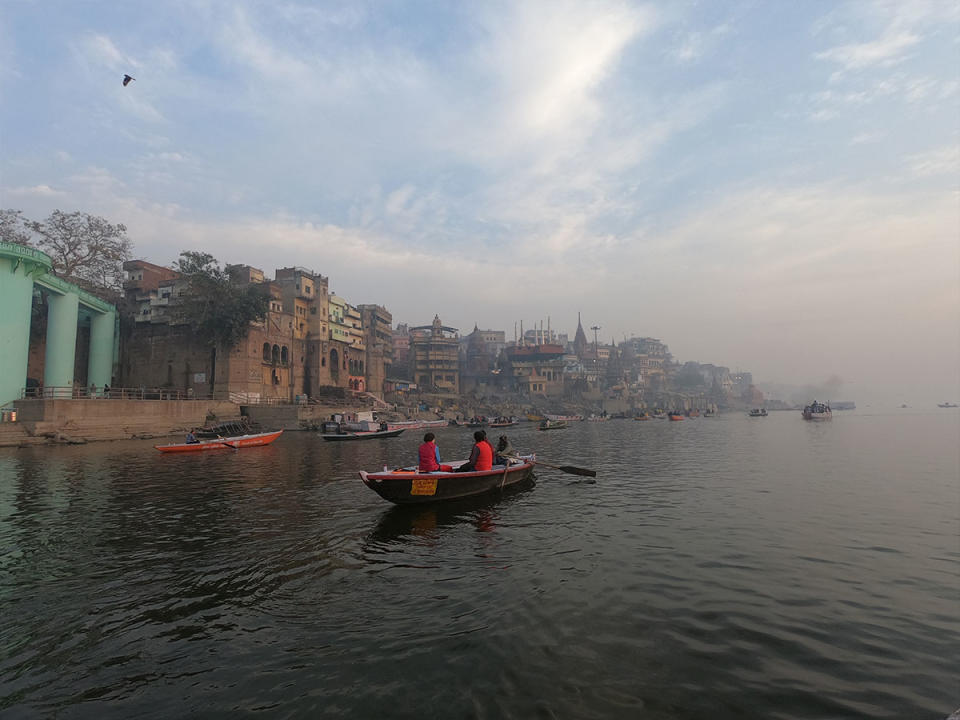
xmin=1 ymin=398 xmax=242 ymax=447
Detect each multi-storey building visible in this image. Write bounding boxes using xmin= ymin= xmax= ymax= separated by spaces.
xmin=359 ymin=304 xmax=393 ymax=399
xmin=409 ymin=316 xmax=460 ymax=394
xmin=503 ymin=342 xmax=566 ymax=397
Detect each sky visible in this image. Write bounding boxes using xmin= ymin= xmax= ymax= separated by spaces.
xmin=1 ymin=0 xmax=958 ymax=406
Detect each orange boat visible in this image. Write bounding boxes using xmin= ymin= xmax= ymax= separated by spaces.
xmin=154 ymin=429 xmax=284 ymax=453
xmin=668 ymin=413 xmax=684 ymax=421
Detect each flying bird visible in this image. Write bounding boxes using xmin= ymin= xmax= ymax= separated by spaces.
xmin=122 ymin=74 xmax=135 ymax=87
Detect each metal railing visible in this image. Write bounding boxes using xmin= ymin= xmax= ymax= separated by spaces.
xmin=16 ymin=386 xmax=382 ymax=406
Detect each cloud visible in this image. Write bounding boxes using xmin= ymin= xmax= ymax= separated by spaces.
xmin=816 ymin=30 xmax=920 ymax=71
xmin=906 ymin=145 xmax=960 ymax=178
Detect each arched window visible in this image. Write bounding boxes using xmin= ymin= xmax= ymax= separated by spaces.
xmin=263 ymin=343 xmax=271 ymax=362
xmin=330 ymin=349 xmax=339 ymax=379
xmin=281 ymin=346 xmax=289 ymax=365
xmin=321 ymin=356 xmax=326 ymax=367
xmin=272 ymin=344 xmax=280 ymax=364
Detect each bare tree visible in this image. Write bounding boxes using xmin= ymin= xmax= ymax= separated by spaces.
xmin=25 ymin=210 xmax=132 ymax=291
xmin=0 ymin=209 xmax=33 ymax=246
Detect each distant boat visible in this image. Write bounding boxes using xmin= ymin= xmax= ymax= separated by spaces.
xmin=319 ymin=420 xmax=405 ymax=441
xmin=938 ymin=402 xmax=958 ymax=408
xmin=686 ymin=409 xmax=700 ymax=417
xmin=748 ymin=408 xmax=768 ymax=417
xmin=538 ymin=419 xmax=568 ymax=430
xmin=802 ymin=401 xmax=832 ymax=421
xmin=633 ymin=412 xmax=650 ymax=421
xmin=668 ymin=412 xmax=684 ymax=421
xmin=155 ymin=429 xmax=283 ymax=453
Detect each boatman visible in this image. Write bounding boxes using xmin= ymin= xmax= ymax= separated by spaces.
xmin=185 ymin=428 xmax=199 ymax=444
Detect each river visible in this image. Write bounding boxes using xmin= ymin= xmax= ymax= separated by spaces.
xmin=1 ymin=409 xmax=957 ymax=719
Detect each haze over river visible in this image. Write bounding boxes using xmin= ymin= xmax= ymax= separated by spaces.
xmin=1 ymin=409 xmax=957 ymax=719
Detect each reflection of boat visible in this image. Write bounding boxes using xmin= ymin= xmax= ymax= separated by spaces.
xmin=802 ymin=401 xmax=832 ymax=421
xmin=366 ymin=480 xmax=536 ymax=542
xmin=938 ymin=402 xmax=959 ymax=408
xmin=748 ymin=408 xmax=768 ymax=417
xmin=155 ymin=429 xmax=284 ymax=453
xmin=360 ymin=456 xmax=536 ymax=504
xmin=538 ymin=419 xmax=568 ymax=430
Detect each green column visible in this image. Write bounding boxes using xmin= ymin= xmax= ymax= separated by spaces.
xmin=43 ymin=291 xmax=79 ymax=397
xmin=87 ymin=310 xmax=115 ymax=393
xmin=0 ymin=256 xmax=36 ymax=407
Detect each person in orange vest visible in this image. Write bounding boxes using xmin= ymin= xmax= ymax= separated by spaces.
xmin=457 ymin=430 xmax=494 ymax=472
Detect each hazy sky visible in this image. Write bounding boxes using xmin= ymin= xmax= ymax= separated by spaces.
xmin=1 ymin=1 xmax=957 ymax=405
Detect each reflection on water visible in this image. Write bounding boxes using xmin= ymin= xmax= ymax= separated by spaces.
xmin=1 ymin=412 xmax=958 ymax=719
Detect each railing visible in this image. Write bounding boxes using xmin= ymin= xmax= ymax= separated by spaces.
xmin=17 ymin=386 xmax=389 ymax=406
xmin=19 ymin=386 xmax=289 ymax=403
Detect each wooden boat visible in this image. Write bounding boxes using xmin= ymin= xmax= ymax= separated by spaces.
xmin=322 ymin=428 xmax=405 ymax=441
xmin=802 ymin=401 xmax=832 ymax=421
xmin=386 ymin=419 xmax=448 ymax=431
xmin=155 ymin=429 xmax=284 ymax=453
xmin=748 ymin=408 xmax=768 ymax=417
xmin=488 ymin=420 xmax=517 ymax=428
xmin=633 ymin=413 xmax=650 ymax=421
xmin=668 ymin=413 xmax=684 ymax=421
xmin=360 ymin=456 xmax=536 ymax=504
xmin=938 ymin=402 xmax=958 ymax=408
xmin=538 ymin=419 xmax=567 ymax=430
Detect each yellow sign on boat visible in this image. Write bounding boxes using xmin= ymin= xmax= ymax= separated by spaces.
xmin=410 ymin=477 xmax=438 ymax=496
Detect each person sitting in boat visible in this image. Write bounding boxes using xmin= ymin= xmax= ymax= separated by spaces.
xmin=185 ymin=428 xmax=199 ymax=444
xmin=457 ymin=430 xmax=494 ymax=472
xmin=418 ymin=432 xmax=442 ymax=472
xmin=495 ymin=435 xmax=516 ymax=465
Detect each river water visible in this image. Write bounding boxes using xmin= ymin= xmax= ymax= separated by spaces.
xmin=1 ymin=409 xmax=957 ymax=719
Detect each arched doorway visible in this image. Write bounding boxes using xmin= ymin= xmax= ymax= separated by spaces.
xmin=329 ymin=348 xmax=339 ymax=381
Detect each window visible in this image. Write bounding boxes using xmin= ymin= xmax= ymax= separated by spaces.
xmin=263 ymin=343 xmax=270 ymax=362
xmin=281 ymin=346 xmax=289 ymax=365
xmin=272 ymin=345 xmax=280 ymax=364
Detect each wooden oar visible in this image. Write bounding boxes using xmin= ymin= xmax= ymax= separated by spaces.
xmin=501 ymin=452 xmax=596 ymax=478
xmin=531 ymin=460 xmax=596 ymax=477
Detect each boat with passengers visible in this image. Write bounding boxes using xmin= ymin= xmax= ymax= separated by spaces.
xmin=802 ymin=401 xmax=832 ymax=421
xmin=360 ymin=455 xmax=536 ymax=504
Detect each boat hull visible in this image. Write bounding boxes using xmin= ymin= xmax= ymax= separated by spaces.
xmin=360 ymin=459 xmax=536 ymax=504
xmin=321 ymin=428 xmax=405 ymax=441
xmin=802 ymin=411 xmax=832 ymax=421
xmin=155 ymin=429 xmax=283 ymax=453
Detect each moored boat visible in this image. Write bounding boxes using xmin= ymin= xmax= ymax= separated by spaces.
xmin=322 ymin=428 xmax=405 ymax=441
xmin=633 ymin=412 xmax=650 ymax=421
xmin=748 ymin=408 xmax=768 ymax=417
xmin=360 ymin=455 xmax=536 ymax=504
xmin=668 ymin=412 xmax=684 ymax=421
xmin=802 ymin=401 xmax=832 ymax=421
xmin=155 ymin=429 xmax=284 ymax=453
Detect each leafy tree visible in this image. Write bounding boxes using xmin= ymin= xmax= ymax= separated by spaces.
xmin=173 ymin=251 xmax=270 ymax=349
